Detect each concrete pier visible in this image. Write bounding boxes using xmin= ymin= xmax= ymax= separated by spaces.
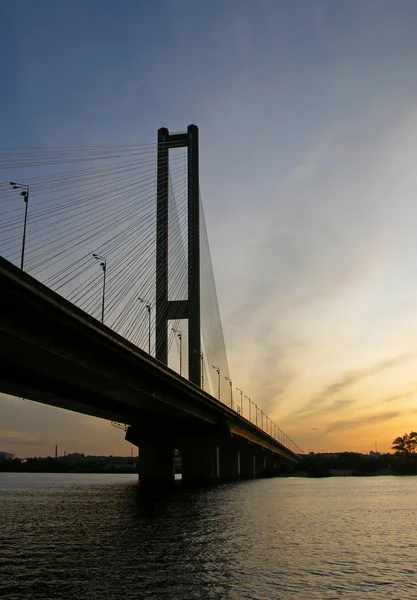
xmin=138 ymin=440 xmax=175 ymax=481
xmin=219 ymin=437 xmax=241 ymax=479
xmin=126 ymin=423 xmax=292 ymax=483
xmin=181 ymin=437 xmax=220 ymax=480
xmin=126 ymin=424 xmax=175 ymax=482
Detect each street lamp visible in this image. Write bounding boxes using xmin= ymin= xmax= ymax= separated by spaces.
xmin=236 ymin=387 xmax=243 ymax=416
xmin=139 ymin=297 xmax=152 ymax=354
xmin=225 ymin=376 xmax=233 ymax=409
xmin=172 ymin=328 xmax=182 ymax=376
xmin=192 ymin=349 xmax=204 ymax=389
xmin=245 ymin=396 xmax=252 ymax=422
xmin=200 ymin=352 xmax=204 ymax=389
xmin=244 ymin=395 xmax=251 ymax=421
xmin=10 ymin=182 xmax=29 ymax=271
xmin=254 ymin=403 xmax=258 ymax=426
xmin=92 ymin=253 xmax=107 ymax=323
xmin=261 ymin=410 xmax=265 ymax=430
xmin=212 ymin=365 xmax=220 ymax=401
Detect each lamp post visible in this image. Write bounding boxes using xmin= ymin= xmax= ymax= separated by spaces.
xmin=10 ymin=182 xmax=29 ymax=271
xmin=261 ymin=410 xmax=265 ymax=431
xmin=192 ymin=349 xmax=204 ymax=389
xmin=236 ymin=387 xmax=243 ymax=416
xmin=212 ymin=365 xmax=220 ymax=401
xmin=244 ymin=395 xmax=251 ymax=421
xmin=92 ymin=253 xmax=107 ymax=323
xmin=172 ymin=328 xmax=182 ymax=376
xmin=225 ymin=377 xmax=233 ymax=409
xmin=139 ymin=297 xmax=152 ymax=354
xmin=254 ymin=403 xmax=258 ymax=426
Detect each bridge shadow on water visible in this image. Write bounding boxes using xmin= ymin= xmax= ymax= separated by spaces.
xmin=103 ymin=477 xmax=251 ymax=600
xmin=2 ymin=473 xmax=258 ymax=600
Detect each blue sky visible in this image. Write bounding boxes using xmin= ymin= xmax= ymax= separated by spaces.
xmin=2 ymin=0 xmax=417 ymax=456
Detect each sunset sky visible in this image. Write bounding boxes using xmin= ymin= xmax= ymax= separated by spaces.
xmin=2 ymin=0 xmax=417 ymax=456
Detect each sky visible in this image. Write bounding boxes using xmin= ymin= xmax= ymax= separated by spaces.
xmin=2 ymin=0 xmax=417 ymax=456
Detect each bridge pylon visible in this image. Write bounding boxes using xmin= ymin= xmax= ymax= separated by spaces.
xmin=155 ymin=125 xmax=201 ymax=387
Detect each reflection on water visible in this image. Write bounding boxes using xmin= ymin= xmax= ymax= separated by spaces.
xmin=1 ymin=474 xmax=416 ymax=599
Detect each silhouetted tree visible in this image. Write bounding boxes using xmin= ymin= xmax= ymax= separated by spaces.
xmin=392 ymin=431 xmax=417 ymax=457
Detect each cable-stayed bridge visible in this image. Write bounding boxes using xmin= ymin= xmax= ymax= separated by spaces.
xmin=0 ymin=125 xmax=303 ymax=481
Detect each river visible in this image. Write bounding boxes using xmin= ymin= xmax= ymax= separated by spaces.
xmin=0 ymin=473 xmax=416 ymax=599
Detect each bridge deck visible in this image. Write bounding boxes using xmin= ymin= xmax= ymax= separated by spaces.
xmin=0 ymin=257 xmax=298 ymax=462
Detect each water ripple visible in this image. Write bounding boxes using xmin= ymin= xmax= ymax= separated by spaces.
xmin=1 ymin=474 xmax=416 ymax=599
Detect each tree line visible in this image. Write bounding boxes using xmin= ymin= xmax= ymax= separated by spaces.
xmin=296 ymin=431 xmax=417 ymax=477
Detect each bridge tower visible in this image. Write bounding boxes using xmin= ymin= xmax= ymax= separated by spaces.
xmin=155 ymin=125 xmax=201 ymax=387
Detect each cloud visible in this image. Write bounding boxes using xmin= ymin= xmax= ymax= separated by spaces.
xmin=224 ymin=102 xmax=417 ymax=434
xmin=319 ymin=354 xmax=413 ymax=400
xmin=290 ymin=352 xmax=414 ymax=420
xmin=325 ymin=411 xmax=401 ymax=433
xmin=380 ymin=390 xmax=416 ymax=405
xmin=0 ymin=434 xmax=45 ymax=448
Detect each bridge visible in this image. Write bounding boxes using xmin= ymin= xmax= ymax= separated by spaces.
xmin=0 ymin=125 xmax=303 ymax=481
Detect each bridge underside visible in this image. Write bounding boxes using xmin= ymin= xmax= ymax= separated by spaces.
xmin=0 ymin=257 xmax=299 ymax=481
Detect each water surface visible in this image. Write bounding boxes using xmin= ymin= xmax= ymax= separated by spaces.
xmin=1 ymin=474 xmax=416 ymax=599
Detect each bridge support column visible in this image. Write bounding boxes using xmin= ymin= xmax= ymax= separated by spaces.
xmin=253 ymin=445 xmax=266 ymax=477
xmin=181 ymin=437 xmax=220 ymax=481
xmin=126 ymin=425 xmax=175 ymax=482
xmin=265 ymin=451 xmax=278 ymax=470
xmin=239 ymin=439 xmax=257 ymax=478
xmin=138 ymin=440 xmax=175 ymax=482
xmin=219 ymin=438 xmax=240 ymax=479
